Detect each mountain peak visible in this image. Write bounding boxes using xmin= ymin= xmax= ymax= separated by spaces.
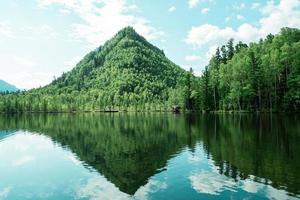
xmin=19 ymin=25 xmax=187 ymax=112
xmin=118 ymin=26 xmax=136 ymax=35
xmin=115 ymin=26 xmax=142 ymax=40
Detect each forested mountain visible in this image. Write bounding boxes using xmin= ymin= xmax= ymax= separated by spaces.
xmin=0 ymin=27 xmax=299 ymax=113
xmin=0 ymin=80 xmax=18 ymax=92
xmin=199 ymin=27 xmax=300 ymax=112
xmin=0 ymin=27 xmax=198 ymax=113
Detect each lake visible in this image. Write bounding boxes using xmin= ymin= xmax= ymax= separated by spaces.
xmin=0 ymin=113 xmax=299 ymax=200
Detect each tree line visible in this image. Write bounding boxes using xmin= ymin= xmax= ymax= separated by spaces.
xmin=198 ymin=27 xmax=300 ymax=112
xmin=0 ymin=71 xmax=197 ymax=113
xmin=0 ymin=27 xmax=299 ymax=113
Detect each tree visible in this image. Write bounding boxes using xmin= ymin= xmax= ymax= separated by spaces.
xmin=198 ymin=28 xmax=300 ymax=112
xmin=226 ymin=39 xmax=234 ymax=60
xmin=221 ymin=45 xmax=227 ymax=64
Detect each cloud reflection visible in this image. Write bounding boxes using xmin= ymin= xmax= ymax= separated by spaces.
xmin=77 ymin=176 xmax=129 ymax=200
xmin=189 ymin=168 xmax=298 ymax=199
xmin=77 ymin=176 xmax=167 ymax=200
xmin=0 ymin=187 xmax=11 ymax=199
xmin=12 ymin=155 xmax=35 ymax=167
xmin=242 ymin=179 xmax=299 ymax=200
xmin=190 ymin=171 xmax=236 ymax=195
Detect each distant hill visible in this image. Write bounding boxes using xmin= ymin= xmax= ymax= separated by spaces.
xmin=0 ymin=80 xmax=18 ymax=92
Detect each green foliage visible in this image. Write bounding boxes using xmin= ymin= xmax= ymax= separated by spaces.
xmin=0 ymin=27 xmax=200 ymax=113
xmin=1 ymin=114 xmax=299 ymax=195
xmin=1 ymin=27 xmax=299 ymax=113
xmin=199 ymin=27 xmax=300 ymax=112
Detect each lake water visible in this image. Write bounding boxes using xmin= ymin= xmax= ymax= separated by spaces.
xmin=0 ymin=113 xmax=299 ymax=200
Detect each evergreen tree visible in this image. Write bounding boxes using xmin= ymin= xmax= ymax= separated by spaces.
xmin=226 ymin=39 xmax=234 ymax=60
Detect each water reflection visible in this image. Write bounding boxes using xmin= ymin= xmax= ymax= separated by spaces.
xmin=0 ymin=113 xmax=299 ymax=199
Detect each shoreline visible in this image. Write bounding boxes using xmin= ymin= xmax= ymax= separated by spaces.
xmin=0 ymin=110 xmax=299 ymax=114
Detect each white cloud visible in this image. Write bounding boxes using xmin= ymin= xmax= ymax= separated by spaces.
xmin=0 ymin=55 xmax=55 ymax=89
xmin=237 ymin=14 xmax=245 ymax=20
xmin=186 ymin=0 xmax=300 ymax=48
xmin=40 ymin=24 xmax=52 ymax=32
xmin=19 ymin=72 xmax=53 ymax=89
xmin=37 ymin=0 xmax=164 ymax=47
xmin=233 ymin=2 xmax=246 ymax=10
xmin=188 ymin=0 xmax=199 ymax=8
xmin=63 ymin=55 xmax=82 ymax=67
xmin=59 ymin=8 xmax=71 ymax=14
xmin=206 ymin=45 xmax=218 ymax=60
xmin=251 ymin=2 xmax=261 ymax=9
xmin=201 ymin=8 xmax=210 ymax=14
xmin=186 ymin=24 xmax=241 ymax=46
xmin=37 ymin=24 xmax=59 ymax=39
xmin=185 ymin=55 xmax=202 ymax=61
xmin=168 ymin=6 xmax=176 ymax=12
xmin=12 ymin=56 xmax=37 ymax=68
xmin=10 ymin=24 xmax=58 ymax=40
xmin=259 ymin=0 xmax=300 ymax=36
xmin=0 ymin=21 xmax=14 ymax=38
xmin=182 ymin=65 xmax=202 ymax=76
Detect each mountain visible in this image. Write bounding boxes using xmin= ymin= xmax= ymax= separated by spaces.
xmin=3 ymin=26 xmax=298 ymax=113
xmin=0 ymin=80 xmax=18 ymax=92
xmin=0 ymin=27 xmax=197 ymax=113
xmin=49 ymin=27 xmax=187 ymax=96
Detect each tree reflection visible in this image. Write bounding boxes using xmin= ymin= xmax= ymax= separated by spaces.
xmin=0 ymin=113 xmax=299 ymax=196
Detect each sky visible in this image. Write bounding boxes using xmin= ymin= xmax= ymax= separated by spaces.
xmin=0 ymin=0 xmax=300 ymax=89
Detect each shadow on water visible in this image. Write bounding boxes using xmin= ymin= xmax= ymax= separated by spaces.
xmin=0 ymin=113 xmax=299 ymax=196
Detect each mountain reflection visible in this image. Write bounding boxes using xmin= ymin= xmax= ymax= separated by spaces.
xmin=0 ymin=113 xmax=299 ymax=196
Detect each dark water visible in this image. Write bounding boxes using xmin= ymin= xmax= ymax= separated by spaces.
xmin=0 ymin=113 xmax=299 ymax=200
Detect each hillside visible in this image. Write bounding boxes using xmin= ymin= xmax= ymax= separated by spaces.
xmin=1 ymin=27 xmax=299 ymax=113
xmin=0 ymin=80 xmax=18 ymax=92
xmin=0 ymin=27 xmax=197 ymax=113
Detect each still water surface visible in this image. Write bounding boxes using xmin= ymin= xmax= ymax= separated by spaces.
xmin=0 ymin=114 xmax=299 ymax=200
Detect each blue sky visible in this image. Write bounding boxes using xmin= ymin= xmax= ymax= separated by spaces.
xmin=0 ymin=0 xmax=299 ymax=89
